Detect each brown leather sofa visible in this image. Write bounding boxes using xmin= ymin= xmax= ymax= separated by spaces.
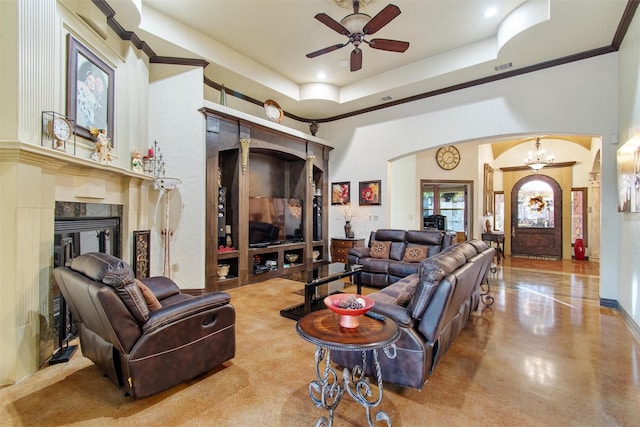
xmin=347 ymin=229 xmax=454 ymax=288
xmin=332 ymin=240 xmax=495 ymax=389
xmin=53 ymin=252 xmax=236 ymax=399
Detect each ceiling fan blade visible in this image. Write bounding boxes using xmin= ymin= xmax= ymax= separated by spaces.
xmin=367 ymin=38 xmax=410 ymax=52
xmin=350 ymin=48 xmax=363 ymax=72
xmin=363 ymin=4 xmax=401 ymax=35
xmin=306 ymin=43 xmax=348 ymax=58
xmin=315 ymin=13 xmax=350 ymax=36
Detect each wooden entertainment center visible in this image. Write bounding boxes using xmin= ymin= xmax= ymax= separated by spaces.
xmin=202 ymin=107 xmax=331 ymax=292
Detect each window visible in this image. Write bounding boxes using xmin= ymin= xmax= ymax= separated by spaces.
xmin=517 ymin=180 xmax=554 ymax=228
xmin=493 ymin=192 xmax=504 ymax=232
xmin=421 ymin=181 xmax=472 ymax=234
xmin=571 ymin=188 xmax=587 ymax=244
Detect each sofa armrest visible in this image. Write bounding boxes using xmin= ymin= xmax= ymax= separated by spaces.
xmin=139 ymin=276 xmax=181 ymax=300
xmin=371 ymin=301 xmax=412 ymax=327
xmin=349 ymin=246 xmax=370 ymax=259
xmin=142 ymin=292 xmax=231 ymax=334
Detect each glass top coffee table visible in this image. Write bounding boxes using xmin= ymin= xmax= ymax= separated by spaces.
xmin=280 ymin=262 xmax=363 ymax=320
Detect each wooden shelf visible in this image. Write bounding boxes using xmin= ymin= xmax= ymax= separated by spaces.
xmin=204 ymin=109 xmax=331 ymax=292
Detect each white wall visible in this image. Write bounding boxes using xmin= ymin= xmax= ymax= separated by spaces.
xmin=322 ymin=53 xmax=620 ymax=301
xmin=148 ymin=64 xmax=206 ymax=288
xmin=617 ymin=9 xmax=640 ymax=328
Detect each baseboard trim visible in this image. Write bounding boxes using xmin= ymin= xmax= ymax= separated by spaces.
xmin=618 ymin=304 xmax=640 ymax=342
xmin=601 ymin=298 xmax=640 ymax=342
xmin=600 ymin=298 xmax=619 ymax=308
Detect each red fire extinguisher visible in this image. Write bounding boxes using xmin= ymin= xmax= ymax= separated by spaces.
xmin=574 ymin=238 xmax=585 ymax=261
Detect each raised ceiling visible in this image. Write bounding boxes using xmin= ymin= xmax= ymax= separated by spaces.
xmin=105 ymin=0 xmax=631 ymax=121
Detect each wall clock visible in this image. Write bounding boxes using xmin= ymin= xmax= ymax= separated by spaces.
xmin=436 ymin=146 xmax=460 ymax=170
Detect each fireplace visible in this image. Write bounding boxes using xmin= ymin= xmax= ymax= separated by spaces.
xmin=48 ymin=202 xmax=123 ymax=363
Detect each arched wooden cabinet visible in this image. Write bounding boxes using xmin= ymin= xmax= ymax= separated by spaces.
xmin=201 ymin=108 xmax=331 ymax=292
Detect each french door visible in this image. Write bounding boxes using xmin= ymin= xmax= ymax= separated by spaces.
xmin=421 ymin=180 xmax=472 ymax=234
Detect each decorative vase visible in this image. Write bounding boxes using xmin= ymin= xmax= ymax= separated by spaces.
xmin=574 ymin=238 xmax=585 ymax=261
xmin=217 ymin=263 xmax=230 ymax=279
xmin=312 ymin=250 xmax=320 ymax=261
xmin=344 ymin=221 xmax=352 ymax=238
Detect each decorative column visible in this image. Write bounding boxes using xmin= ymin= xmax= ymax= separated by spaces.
xmin=588 ymin=151 xmax=601 ymax=262
xmin=307 ymin=154 xmax=315 ymax=184
xmin=240 ymin=138 xmax=251 ymax=174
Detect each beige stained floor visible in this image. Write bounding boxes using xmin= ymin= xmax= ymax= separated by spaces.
xmin=1 ymin=258 xmax=639 ymax=426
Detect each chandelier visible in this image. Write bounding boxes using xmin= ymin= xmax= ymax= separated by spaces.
xmin=524 ymin=138 xmax=554 ymax=171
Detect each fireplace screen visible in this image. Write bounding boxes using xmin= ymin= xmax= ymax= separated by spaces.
xmin=48 ymin=202 xmax=122 ymax=364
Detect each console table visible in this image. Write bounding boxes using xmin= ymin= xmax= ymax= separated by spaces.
xmin=296 ymin=310 xmax=400 ymax=427
xmin=331 ymin=237 xmax=365 ymax=264
xmin=482 ymin=232 xmax=504 ymax=264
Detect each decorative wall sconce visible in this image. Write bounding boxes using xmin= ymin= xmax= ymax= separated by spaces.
xmin=307 ymin=154 xmax=316 ymax=184
xmin=309 ymin=121 xmax=319 ymax=136
xmin=240 ymin=138 xmax=251 ymax=174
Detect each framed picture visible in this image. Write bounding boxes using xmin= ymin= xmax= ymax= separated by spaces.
xmin=331 ymin=181 xmax=351 ymax=205
xmin=483 ymin=163 xmax=494 ymax=216
xmin=66 ymin=35 xmax=115 ymax=145
xmin=133 ymin=230 xmax=150 ymax=279
xmin=359 ymin=180 xmax=381 ymax=206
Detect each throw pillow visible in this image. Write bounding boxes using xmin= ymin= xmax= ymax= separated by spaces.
xmin=370 ymin=240 xmax=391 ymax=259
xmin=402 ymin=245 xmax=429 ymax=263
xmin=135 ymin=279 xmax=162 ymax=311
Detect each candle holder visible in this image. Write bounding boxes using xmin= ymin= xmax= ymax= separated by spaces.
xmin=144 ymin=140 xmax=167 ymax=178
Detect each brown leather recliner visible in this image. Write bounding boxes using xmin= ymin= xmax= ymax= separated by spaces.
xmin=53 ymin=252 xmax=236 ymax=399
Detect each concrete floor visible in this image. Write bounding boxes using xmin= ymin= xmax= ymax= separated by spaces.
xmin=1 ymin=258 xmax=638 ymax=426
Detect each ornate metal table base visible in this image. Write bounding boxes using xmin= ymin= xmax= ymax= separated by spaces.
xmin=309 ymin=345 xmax=397 ymax=427
xmin=481 ymin=275 xmax=495 ymax=306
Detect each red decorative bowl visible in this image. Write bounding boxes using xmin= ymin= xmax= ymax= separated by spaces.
xmin=324 ymin=294 xmax=375 ymax=328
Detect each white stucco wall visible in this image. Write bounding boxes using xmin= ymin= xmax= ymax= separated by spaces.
xmin=617 ymin=9 xmax=640 ymax=328
xmin=321 ymin=53 xmax=620 ymax=302
xmin=148 ymin=64 xmax=206 ymax=288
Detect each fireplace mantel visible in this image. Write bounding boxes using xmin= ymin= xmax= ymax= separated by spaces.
xmin=0 ymin=141 xmax=154 ymax=183
xmin=1 ymin=141 xmax=156 ymax=384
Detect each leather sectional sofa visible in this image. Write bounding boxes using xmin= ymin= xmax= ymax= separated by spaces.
xmin=332 ymin=240 xmax=495 ymax=389
xmin=53 ymin=252 xmax=236 ymax=399
xmin=347 ymin=229 xmax=455 ymax=288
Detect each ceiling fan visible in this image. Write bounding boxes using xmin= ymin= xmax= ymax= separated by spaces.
xmin=306 ymin=1 xmax=410 ymax=72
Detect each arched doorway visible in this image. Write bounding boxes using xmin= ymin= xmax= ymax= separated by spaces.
xmin=511 ymin=175 xmax=562 ymax=258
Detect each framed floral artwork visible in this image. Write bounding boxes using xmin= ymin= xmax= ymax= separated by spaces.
xmin=331 ymin=181 xmax=351 ymax=205
xmin=66 ymin=35 xmax=115 ymax=145
xmin=359 ymin=180 xmax=381 ymax=206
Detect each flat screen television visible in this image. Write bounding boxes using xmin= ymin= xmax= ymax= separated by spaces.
xmin=248 ymin=197 xmax=303 ymax=246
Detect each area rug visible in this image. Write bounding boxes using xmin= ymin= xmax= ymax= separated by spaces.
xmin=510 ymin=254 xmax=561 ymax=261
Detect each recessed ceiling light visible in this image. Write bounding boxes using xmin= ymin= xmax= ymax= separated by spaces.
xmin=484 ymin=7 xmax=497 ymax=18
xmin=317 ymin=72 xmax=326 ymax=80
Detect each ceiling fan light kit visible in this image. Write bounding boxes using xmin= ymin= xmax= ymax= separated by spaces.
xmin=333 ymin=0 xmax=375 ymax=9
xmin=307 ymin=1 xmax=409 ymax=72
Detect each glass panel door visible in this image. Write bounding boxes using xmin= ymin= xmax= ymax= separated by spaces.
xmin=517 ymin=180 xmax=554 ymax=228
xmin=421 ymin=181 xmax=472 ymax=234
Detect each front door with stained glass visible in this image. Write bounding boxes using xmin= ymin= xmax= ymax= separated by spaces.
xmin=511 ymin=175 xmax=562 ymax=258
